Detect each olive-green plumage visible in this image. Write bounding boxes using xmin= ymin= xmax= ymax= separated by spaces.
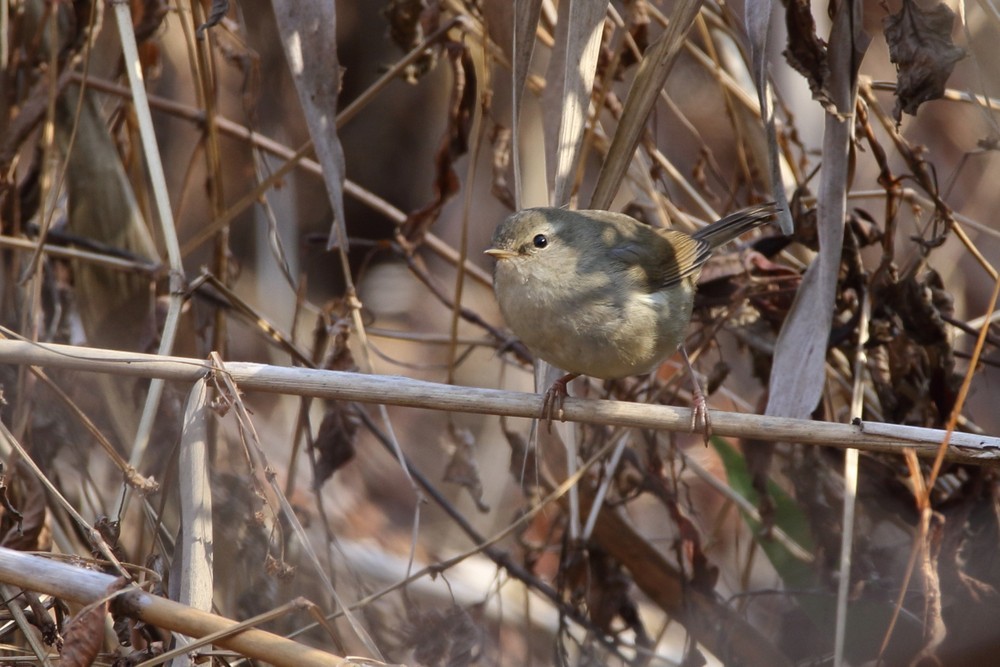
xmin=486 ymin=204 xmax=777 ymax=380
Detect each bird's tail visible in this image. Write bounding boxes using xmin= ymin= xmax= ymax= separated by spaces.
xmin=692 ymin=203 xmax=780 ymax=249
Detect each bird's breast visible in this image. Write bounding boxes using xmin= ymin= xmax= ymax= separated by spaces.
xmin=494 ymin=261 xmax=696 ymax=379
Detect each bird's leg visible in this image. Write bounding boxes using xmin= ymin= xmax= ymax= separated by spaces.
xmin=680 ymin=346 xmax=712 ymax=443
xmin=541 ymin=373 xmax=579 ymax=431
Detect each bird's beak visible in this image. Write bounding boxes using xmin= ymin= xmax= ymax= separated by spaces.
xmin=484 ymin=248 xmax=516 ymax=260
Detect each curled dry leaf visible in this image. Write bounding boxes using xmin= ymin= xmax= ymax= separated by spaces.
xmin=868 ymin=269 xmax=957 ymax=425
xmin=400 ymin=41 xmax=475 ymax=245
xmin=312 ymin=405 xmax=359 ymax=487
xmin=567 ymin=547 xmax=649 ymax=644
xmin=1 ymin=462 xmax=47 ymax=551
xmin=884 ymin=0 xmax=967 ymax=121
xmin=782 ymin=0 xmax=833 ymax=112
xmin=443 ymin=423 xmax=490 ymax=513
xmin=61 ymin=600 xmax=108 ymax=667
xmin=489 ymin=122 xmax=516 ymax=210
xmin=383 ymin=0 xmax=442 ymax=83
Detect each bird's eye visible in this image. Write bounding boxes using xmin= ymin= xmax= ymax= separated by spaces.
xmin=532 ymin=234 xmax=548 ymax=249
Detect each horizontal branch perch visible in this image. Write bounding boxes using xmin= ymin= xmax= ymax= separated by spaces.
xmin=1 ymin=340 xmax=997 ymax=464
xmin=0 ymin=548 xmax=345 ymax=667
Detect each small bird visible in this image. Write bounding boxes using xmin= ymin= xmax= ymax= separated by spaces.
xmin=485 ymin=203 xmax=779 ymax=432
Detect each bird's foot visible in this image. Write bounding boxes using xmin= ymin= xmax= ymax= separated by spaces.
xmin=541 ymin=373 xmax=579 ymax=432
xmin=690 ymin=386 xmax=713 ymax=443
xmin=681 ymin=346 xmax=712 ymax=444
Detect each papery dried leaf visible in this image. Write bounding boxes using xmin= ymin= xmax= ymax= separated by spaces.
xmin=848 ymin=208 xmax=884 ymax=247
xmin=582 ymin=549 xmax=644 ymax=638
xmin=312 ymin=404 xmax=359 ymax=487
xmin=781 ymin=0 xmax=833 ymax=111
xmin=884 ymin=0 xmax=967 ymax=121
xmin=542 ymin=0 xmax=609 ymax=205
xmin=383 ymin=0 xmax=441 ymax=83
xmin=1 ymin=463 xmax=46 ymax=551
xmin=61 ymin=600 xmax=109 ymax=667
xmin=315 ymin=299 xmax=357 ymax=372
xmin=273 ymin=0 xmax=349 ymax=251
xmin=444 ymin=424 xmax=489 ymax=512
xmin=400 ymin=42 xmax=475 ymax=245
xmin=489 ymin=122 xmax=516 ymax=210
xmin=868 ymin=269 xmax=957 ymax=425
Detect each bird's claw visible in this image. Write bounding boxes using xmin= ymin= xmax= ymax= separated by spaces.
xmin=540 ymin=374 xmax=577 ymax=432
xmin=680 ymin=345 xmax=712 ymax=445
xmin=690 ymin=387 xmax=712 ymax=444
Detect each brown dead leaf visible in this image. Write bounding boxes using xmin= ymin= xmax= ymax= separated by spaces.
xmin=781 ymin=0 xmax=833 ymax=111
xmin=443 ymin=423 xmax=489 ymax=513
xmin=489 ymin=122 xmax=516 ymax=210
xmin=312 ymin=405 xmax=359 ymax=487
xmin=884 ymin=0 xmax=967 ymax=121
xmin=400 ymin=42 xmax=474 ymax=245
xmin=383 ymin=0 xmax=442 ymax=83
xmin=1 ymin=462 xmax=46 ymax=551
xmin=61 ymin=599 xmax=110 ymax=667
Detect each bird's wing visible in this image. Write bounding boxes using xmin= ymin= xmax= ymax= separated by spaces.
xmin=571 ymin=209 xmax=710 ymax=292
xmin=609 ymin=230 xmax=709 ymax=292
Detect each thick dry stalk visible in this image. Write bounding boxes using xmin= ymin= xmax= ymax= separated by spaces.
xmin=0 ymin=548 xmax=346 ymax=667
xmin=0 ymin=340 xmax=997 ymax=464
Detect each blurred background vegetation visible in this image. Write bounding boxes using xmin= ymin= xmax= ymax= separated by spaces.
xmin=2 ymin=0 xmax=1000 ymax=665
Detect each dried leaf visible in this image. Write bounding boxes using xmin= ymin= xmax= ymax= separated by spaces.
xmin=541 ymin=0 xmax=609 ymax=205
xmin=443 ymin=424 xmax=489 ymax=513
xmin=570 ymin=548 xmax=645 ymax=639
xmin=400 ymin=42 xmax=474 ymax=245
xmin=489 ymin=122 xmax=516 ymax=210
xmin=868 ymin=269 xmax=957 ymax=425
xmin=1 ymin=464 xmax=46 ymax=551
xmin=780 ymin=0 xmax=833 ymax=111
xmin=61 ymin=600 xmax=109 ymax=667
xmin=383 ymin=0 xmax=441 ymax=83
xmin=884 ymin=0 xmax=966 ymax=121
xmin=510 ymin=0 xmax=543 ymax=206
xmin=316 ymin=299 xmax=357 ymax=372
xmin=313 ymin=405 xmax=359 ymax=487
xmin=272 ymin=0 xmax=349 ymax=251
xmin=766 ymin=0 xmax=869 ymax=420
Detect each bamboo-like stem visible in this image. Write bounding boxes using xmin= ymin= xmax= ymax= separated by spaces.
xmin=0 ymin=548 xmax=346 ymax=667
xmin=0 ymin=340 xmax=996 ymax=464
